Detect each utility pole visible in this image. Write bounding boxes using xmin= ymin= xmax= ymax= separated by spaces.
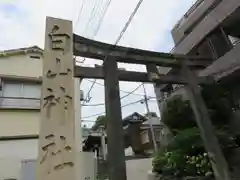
xmin=142 ymin=84 xmax=158 ymax=152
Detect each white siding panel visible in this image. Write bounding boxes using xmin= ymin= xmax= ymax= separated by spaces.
xmin=0 ymin=139 xmax=38 ymax=159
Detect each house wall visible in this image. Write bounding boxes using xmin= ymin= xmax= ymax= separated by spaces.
xmin=0 ymin=158 xmax=22 ymax=180
xmin=0 ymin=110 xmax=40 ymax=137
xmin=0 ymin=139 xmax=38 ymax=180
xmin=0 ymin=139 xmax=38 ymax=159
xmin=0 ymin=151 xmax=96 ymax=180
xmin=0 ymin=54 xmax=42 ymax=79
xmin=0 ymin=53 xmax=42 ymax=138
xmin=0 ymin=50 xmax=83 ymax=179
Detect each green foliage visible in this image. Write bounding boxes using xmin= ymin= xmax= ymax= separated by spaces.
xmin=91 ymin=115 xmax=106 ymax=131
xmin=154 ymin=82 xmax=238 ymax=178
xmin=153 ymin=128 xmax=212 ymax=177
xmin=153 ymin=127 xmax=238 ymax=178
xmin=201 ymin=83 xmax=234 ymax=126
xmin=162 ymin=96 xmax=196 ymax=133
xmin=162 ymin=83 xmax=235 ymax=133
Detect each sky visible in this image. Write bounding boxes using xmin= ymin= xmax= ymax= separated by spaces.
xmin=0 ymin=0 xmax=197 ymax=127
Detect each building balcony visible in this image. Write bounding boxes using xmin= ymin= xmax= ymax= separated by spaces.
xmin=0 ymin=97 xmax=40 ymax=110
xmin=200 ymin=40 xmax=240 ymax=81
xmin=172 ymin=0 xmax=240 ymax=54
xmin=172 ymin=0 xmax=221 ymax=45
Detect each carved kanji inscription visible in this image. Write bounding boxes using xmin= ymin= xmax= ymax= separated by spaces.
xmin=40 ymin=134 xmax=74 ymax=174
xmin=49 ymin=25 xmax=70 ymax=54
xmin=38 ymin=17 xmax=77 ymax=180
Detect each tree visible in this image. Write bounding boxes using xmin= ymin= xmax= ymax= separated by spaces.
xmin=162 ymin=83 xmax=235 ymax=133
xmin=153 ymin=83 xmax=239 ymax=178
xmin=91 ymin=115 xmax=106 ymax=131
xmin=162 ymin=96 xmax=196 ymax=134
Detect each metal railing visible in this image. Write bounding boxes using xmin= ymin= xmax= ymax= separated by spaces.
xmin=0 ymin=97 xmax=40 ymax=109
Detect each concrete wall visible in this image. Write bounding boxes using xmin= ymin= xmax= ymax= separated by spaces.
xmin=173 ymin=0 xmax=240 ymax=54
xmin=172 ymin=0 xmax=218 ymax=44
xmin=0 ymin=110 xmax=40 ymax=137
xmin=0 ymin=158 xmax=22 ymax=180
xmin=126 ymin=158 xmax=153 ymax=180
xmin=0 ymin=139 xmax=38 ymax=159
xmin=0 ymin=139 xmax=38 ymax=180
xmin=0 ymin=151 xmax=96 ymax=180
xmin=0 ymin=54 xmax=42 ymax=78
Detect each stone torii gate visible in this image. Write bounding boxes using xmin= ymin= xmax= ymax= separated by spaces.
xmin=37 ymin=17 xmax=230 ymax=180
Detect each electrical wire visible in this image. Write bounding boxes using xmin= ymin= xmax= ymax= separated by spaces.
xmin=84 ymin=0 xmax=144 ymax=103
xmin=84 ymin=0 xmax=106 ymax=38
xmin=114 ymin=0 xmax=144 ymax=45
xmin=86 ymin=79 xmax=146 ymax=96
xmin=80 ymin=0 xmax=113 ymax=63
xmin=82 ymin=82 xmax=144 ymax=106
xmin=83 ymin=0 xmax=103 ymax=36
xmin=74 ymin=0 xmax=87 ymax=31
xmin=74 ymin=0 xmax=112 ymax=62
xmin=82 ymin=98 xmax=146 ymax=119
xmin=92 ymin=0 xmax=112 ymax=37
xmin=82 ymin=97 xmax=157 ymax=122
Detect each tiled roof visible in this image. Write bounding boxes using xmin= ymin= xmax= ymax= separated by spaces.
xmin=123 ymin=112 xmax=147 ymax=125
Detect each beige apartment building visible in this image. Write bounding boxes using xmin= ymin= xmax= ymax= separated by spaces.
xmin=0 ymin=46 xmax=43 ymax=139
xmin=157 ymin=0 xmax=240 ymax=103
xmin=0 ymin=46 xmax=43 ymax=179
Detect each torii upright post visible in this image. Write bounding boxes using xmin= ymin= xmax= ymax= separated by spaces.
xmin=104 ymin=57 xmax=127 ymax=180
xmin=37 ymin=17 xmax=80 ymax=180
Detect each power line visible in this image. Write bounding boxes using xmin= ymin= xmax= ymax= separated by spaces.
xmin=86 ymin=79 xmax=146 ymax=96
xmin=82 ymin=98 xmax=157 ymax=122
xmin=82 ymin=98 xmax=146 ymax=119
xmin=83 ymin=0 xmax=103 ymax=36
xmin=80 ymin=0 xmax=113 ymax=63
xmin=119 ymin=83 xmax=143 ymax=99
xmin=74 ymin=0 xmax=87 ymax=31
xmin=92 ymin=0 xmax=112 ymax=37
xmin=84 ymin=0 xmax=144 ymax=103
xmin=82 ymin=83 xmax=144 ymax=107
xmin=114 ymin=0 xmax=144 ymax=45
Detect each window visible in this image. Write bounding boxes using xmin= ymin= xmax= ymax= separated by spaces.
xmin=29 ymin=55 xmax=40 ymax=59
xmin=2 ymin=82 xmax=41 ymax=99
xmin=22 ymin=84 xmax=41 ymax=98
xmin=3 ymin=83 xmax=23 ymax=97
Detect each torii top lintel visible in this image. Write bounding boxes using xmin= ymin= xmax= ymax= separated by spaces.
xmin=73 ymin=34 xmax=213 ymax=69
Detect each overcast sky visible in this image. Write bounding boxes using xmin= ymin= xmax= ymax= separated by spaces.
xmin=0 ymin=0 xmax=196 ymax=126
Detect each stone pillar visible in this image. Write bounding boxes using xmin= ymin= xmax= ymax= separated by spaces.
xmin=182 ymin=62 xmax=231 ymax=180
xmin=37 ymin=17 xmax=79 ymax=180
xmin=104 ymin=57 xmax=127 ymax=180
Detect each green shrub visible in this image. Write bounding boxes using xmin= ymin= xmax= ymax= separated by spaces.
xmin=154 ymin=83 xmax=238 ymax=178
xmin=162 ymin=97 xmax=196 ymax=134
xmin=153 ymin=128 xmax=212 ymax=177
